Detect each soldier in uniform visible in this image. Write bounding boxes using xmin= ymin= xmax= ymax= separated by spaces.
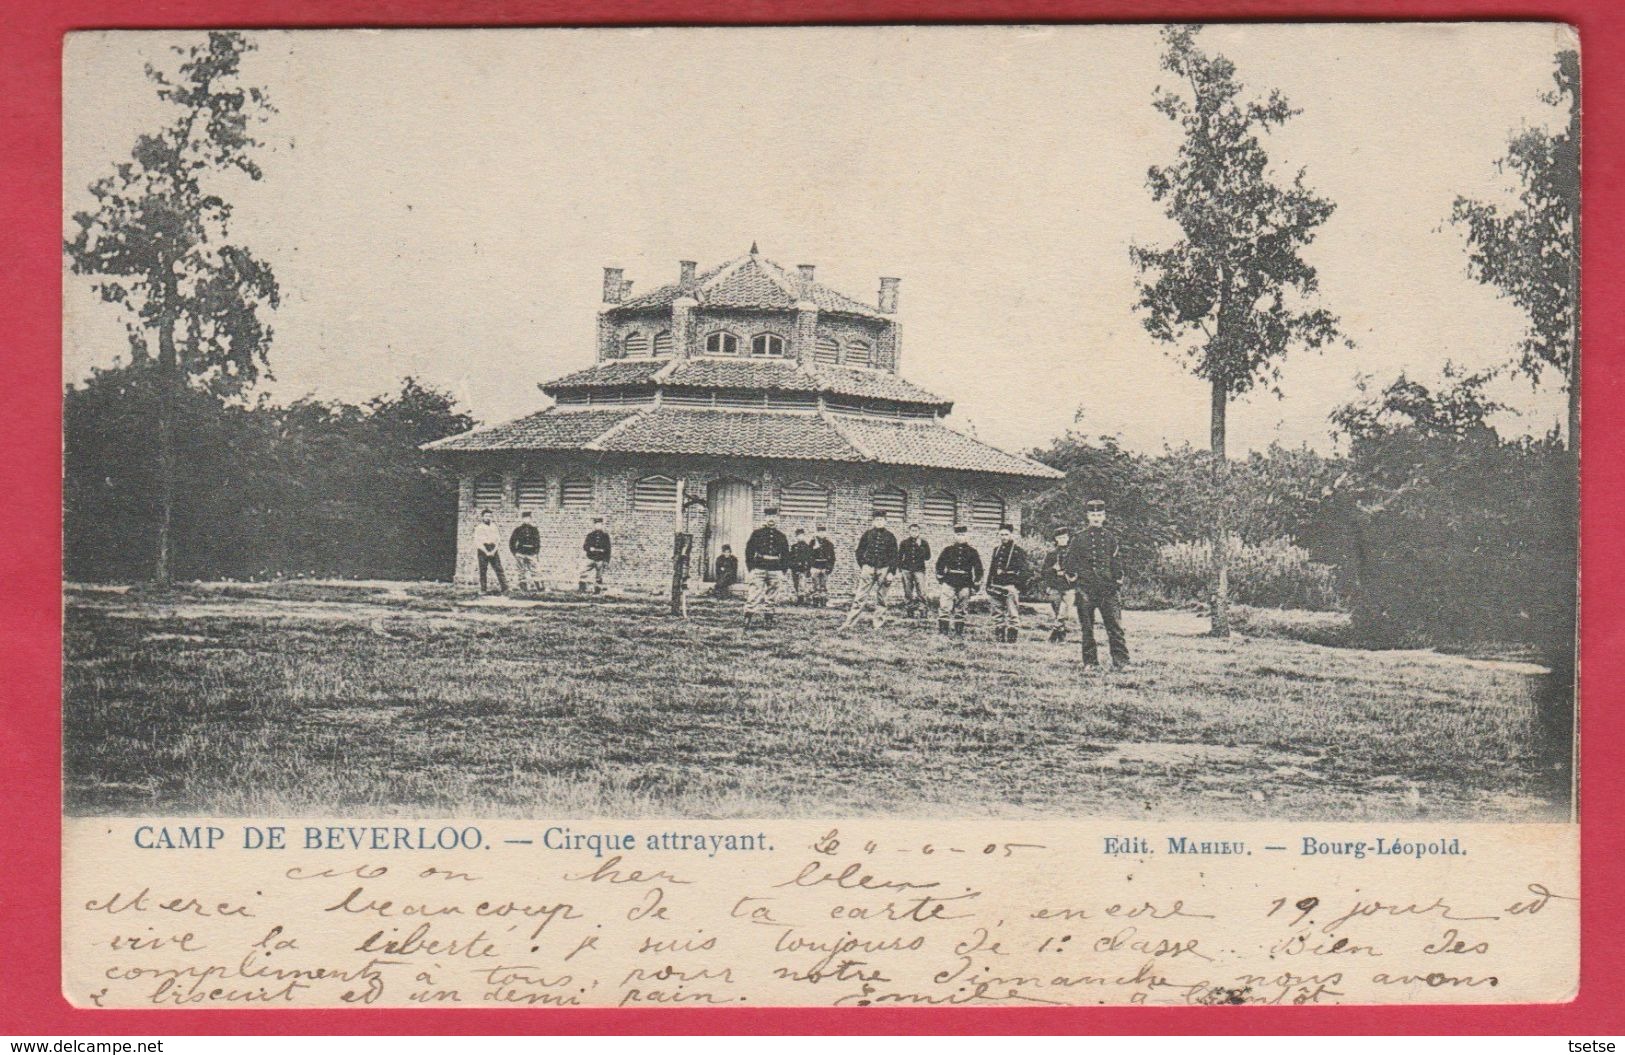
xmin=578 ymin=516 xmax=612 ymax=594
xmin=842 ymin=511 xmax=899 ymax=630
xmin=807 ymin=524 xmax=836 ymax=606
xmin=508 ymin=510 xmax=543 ymax=593
xmin=743 ymin=507 xmax=791 ymax=628
xmin=896 ymin=522 xmax=932 ymax=618
xmin=1065 ymin=498 xmax=1131 ymax=668
xmin=712 ymin=544 xmax=739 ymax=599
xmin=1042 ymin=525 xmax=1078 ymax=644
xmin=789 ymin=527 xmax=814 ymax=604
xmin=934 ymin=524 xmax=983 ymax=636
xmin=986 ymin=523 xmax=1030 ymax=643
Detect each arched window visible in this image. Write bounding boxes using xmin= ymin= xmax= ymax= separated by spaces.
xmin=814 ymin=336 xmax=840 ymax=365
xmin=923 ymin=492 xmax=958 ymax=526
xmin=516 ymin=475 xmax=548 ymax=510
xmin=845 ymin=339 xmax=873 ymax=367
xmin=623 ymin=331 xmax=649 ymax=357
xmin=751 ymin=333 xmax=786 ymax=358
xmin=559 ymin=477 xmax=593 ymax=511
xmin=971 ymin=495 xmax=1005 ymax=529
xmin=472 ymin=474 xmax=505 ymax=510
xmin=652 ymin=330 xmax=672 ymax=357
xmin=704 ymin=331 xmax=740 ymax=356
xmin=871 ymin=486 xmax=908 ymax=520
xmin=632 ymin=474 xmax=679 ymax=513
xmin=780 ymin=480 xmax=830 ymax=519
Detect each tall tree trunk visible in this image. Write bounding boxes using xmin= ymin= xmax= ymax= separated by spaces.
xmin=1210 ymin=378 xmax=1231 ymax=637
xmin=154 ymin=293 xmax=179 ymax=587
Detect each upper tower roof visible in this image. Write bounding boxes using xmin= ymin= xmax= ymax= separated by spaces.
xmin=608 ymin=246 xmax=893 ymax=320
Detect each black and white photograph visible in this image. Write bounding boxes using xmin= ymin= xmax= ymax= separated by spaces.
xmin=62 ymin=24 xmax=1579 ymax=823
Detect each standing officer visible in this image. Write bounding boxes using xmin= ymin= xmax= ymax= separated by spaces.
xmin=1065 ymin=499 xmax=1131 ymax=668
xmin=935 ymin=524 xmax=983 ymax=636
xmin=808 ymin=524 xmax=836 ymax=606
xmin=842 ymin=511 xmax=899 ymax=630
xmin=1042 ymin=526 xmax=1078 ymax=644
xmin=743 ymin=507 xmax=791 ymax=628
xmin=509 ymin=510 xmax=542 ymax=593
xmin=986 ymin=523 xmax=1030 ymax=643
xmin=789 ymin=527 xmax=814 ymax=604
xmin=896 ymin=522 xmax=932 ymax=618
xmin=578 ymin=516 xmax=612 ymax=594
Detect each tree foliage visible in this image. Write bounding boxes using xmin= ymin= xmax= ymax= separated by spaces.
xmin=1450 ymin=49 xmax=1580 ymax=442
xmin=1130 ymin=25 xmax=1345 ymax=399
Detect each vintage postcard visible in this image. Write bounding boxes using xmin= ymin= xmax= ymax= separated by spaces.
xmin=59 ymin=23 xmax=1579 ymax=1010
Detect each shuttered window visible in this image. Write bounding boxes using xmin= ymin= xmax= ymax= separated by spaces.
xmin=923 ymin=492 xmax=958 ymax=526
xmin=664 ymin=390 xmax=711 ymax=408
xmin=845 ymin=340 xmax=872 ymax=367
xmin=780 ymin=481 xmax=830 ymax=519
xmin=623 ymin=332 xmax=650 ymax=357
xmin=971 ymin=495 xmax=1005 ymax=528
xmin=814 ymin=336 xmax=840 ymax=365
xmin=472 ymin=474 xmax=505 ymax=510
xmin=652 ymin=330 xmax=672 ymax=357
xmin=560 ymin=477 xmax=593 ymax=511
xmin=871 ymin=486 xmax=908 ymax=520
xmin=633 ymin=474 xmax=679 ymax=513
xmin=517 ymin=476 xmax=548 ymax=510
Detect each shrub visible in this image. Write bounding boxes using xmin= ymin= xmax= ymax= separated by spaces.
xmin=1146 ymin=536 xmax=1342 ymax=611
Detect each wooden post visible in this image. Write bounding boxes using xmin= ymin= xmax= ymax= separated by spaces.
xmin=671 ymin=477 xmax=690 ymax=617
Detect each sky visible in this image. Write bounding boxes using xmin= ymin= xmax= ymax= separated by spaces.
xmin=62 ymin=24 xmax=1576 ymax=456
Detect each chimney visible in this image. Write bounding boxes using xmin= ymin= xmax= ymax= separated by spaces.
xmin=679 ymin=260 xmax=697 ymax=292
xmin=878 ymin=276 xmax=900 ymax=314
xmin=620 ymin=279 xmax=633 ymax=299
xmin=602 ymin=267 xmax=625 ymax=304
xmin=797 ymin=264 xmax=816 ymax=300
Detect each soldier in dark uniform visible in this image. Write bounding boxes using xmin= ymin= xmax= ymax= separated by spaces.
xmin=743 ymin=507 xmax=791 ymax=627
xmin=712 ymin=544 xmax=739 ymax=599
xmin=578 ymin=516 xmax=612 ymax=594
xmin=896 ymin=522 xmax=932 ymax=618
xmin=1065 ymin=498 xmax=1130 ymax=668
xmin=934 ymin=524 xmax=983 ymax=636
xmin=789 ymin=528 xmax=814 ymax=604
xmin=508 ymin=511 xmax=543 ymax=593
xmin=842 ymin=511 xmax=899 ymax=630
xmin=808 ymin=524 xmax=836 ymax=606
xmin=986 ymin=523 xmax=1031 ymax=643
xmin=1042 ymin=525 xmax=1078 ymax=644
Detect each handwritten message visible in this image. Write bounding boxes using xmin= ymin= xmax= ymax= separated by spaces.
xmin=63 ymin=820 xmax=1577 ymax=1008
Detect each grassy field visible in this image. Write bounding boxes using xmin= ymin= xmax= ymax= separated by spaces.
xmin=62 ymin=582 xmax=1569 ymax=820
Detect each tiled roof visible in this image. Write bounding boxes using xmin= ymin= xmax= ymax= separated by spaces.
xmin=542 ymin=360 xmax=665 ymax=388
xmin=542 ymin=358 xmax=950 ymax=407
xmin=425 ymin=405 xmax=1061 ymax=480
xmin=596 ymin=409 xmax=866 ymax=462
xmin=828 ymin=417 xmax=1064 ymax=480
xmin=613 ymin=251 xmax=888 ymax=319
xmin=422 ymin=407 xmax=640 ymax=452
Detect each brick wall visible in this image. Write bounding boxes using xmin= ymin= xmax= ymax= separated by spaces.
xmin=453 ymin=453 xmax=1036 ymax=594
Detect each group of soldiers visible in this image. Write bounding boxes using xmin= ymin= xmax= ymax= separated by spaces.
xmin=469 ymin=499 xmax=1130 ymax=668
xmin=736 ymin=500 xmax=1131 ymax=668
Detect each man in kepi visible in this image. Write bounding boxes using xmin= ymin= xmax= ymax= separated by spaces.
xmin=935 ymin=523 xmax=983 ymax=636
xmin=896 ymin=522 xmax=932 ymax=618
xmin=1065 ymin=498 xmax=1131 ymax=668
xmin=743 ymin=507 xmax=791 ymax=628
xmin=712 ymin=544 xmax=739 ymax=599
xmin=473 ymin=510 xmax=507 ymax=595
xmin=807 ymin=523 xmax=836 ymax=606
xmin=1042 ymin=525 xmax=1078 ymax=644
xmin=842 ymin=511 xmax=899 ymax=630
xmin=789 ymin=527 xmax=814 ymax=605
xmin=578 ymin=516 xmax=612 ymax=594
xmin=986 ymin=523 xmax=1030 ymax=643
xmin=509 ymin=510 xmax=542 ymax=593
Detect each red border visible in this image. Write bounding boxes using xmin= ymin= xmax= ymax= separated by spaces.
xmin=3 ymin=0 xmax=1621 ymax=1036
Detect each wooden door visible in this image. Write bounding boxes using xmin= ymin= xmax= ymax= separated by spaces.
xmin=706 ymin=478 xmax=754 ymax=578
